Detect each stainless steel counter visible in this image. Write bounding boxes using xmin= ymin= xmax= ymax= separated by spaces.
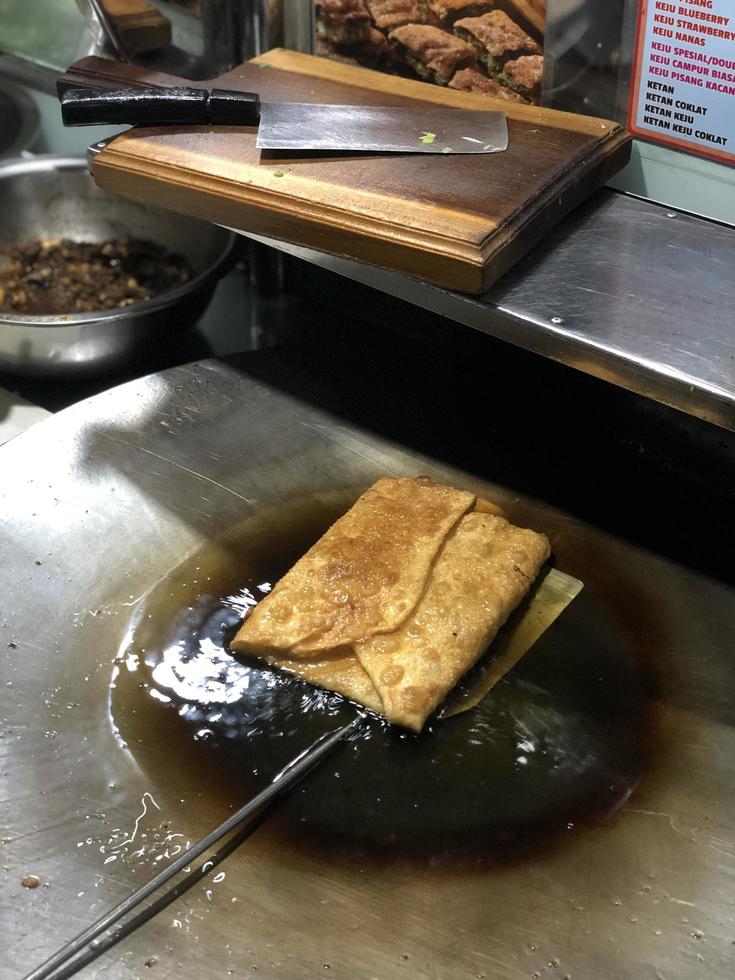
xmin=245 ymin=188 xmax=735 ymax=431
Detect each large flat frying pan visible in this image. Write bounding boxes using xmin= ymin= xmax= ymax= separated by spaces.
xmin=2 ymin=353 xmax=734 ymax=980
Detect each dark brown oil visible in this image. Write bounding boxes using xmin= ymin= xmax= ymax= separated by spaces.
xmin=111 ymin=491 xmax=657 ymax=870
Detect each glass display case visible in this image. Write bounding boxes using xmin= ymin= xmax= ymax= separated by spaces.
xmin=0 ymin=0 xmax=280 ymax=81
xmin=286 ymin=2 xmax=628 ymax=115
xmin=285 ymin=1 xmax=734 ymax=224
xmin=311 ymin=1 xmax=546 ymax=105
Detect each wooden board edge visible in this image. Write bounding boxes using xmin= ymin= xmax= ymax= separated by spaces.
xmin=57 ymin=56 xmax=180 ymax=96
xmin=255 ymin=49 xmax=624 ymax=140
xmin=476 ymin=130 xmax=633 ymax=291
xmin=93 ymin=126 xmax=632 ymax=296
xmin=92 ymin=151 xmax=490 ymax=292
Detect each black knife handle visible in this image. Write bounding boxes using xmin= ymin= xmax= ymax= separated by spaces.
xmin=60 ymin=87 xmax=261 ymax=127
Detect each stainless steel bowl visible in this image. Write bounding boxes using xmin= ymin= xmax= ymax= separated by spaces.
xmin=0 ymin=82 xmax=42 ymax=158
xmin=0 ymin=155 xmax=237 ymax=377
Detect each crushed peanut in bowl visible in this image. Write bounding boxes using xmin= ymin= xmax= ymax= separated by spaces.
xmin=0 ymin=236 xmax=194 ymax=317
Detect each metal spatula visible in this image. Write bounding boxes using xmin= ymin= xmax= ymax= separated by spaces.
xmin=60 ymin=86 xmax=509 ymax=155
xmin=441 ymin=567 xmax=584 ymax=718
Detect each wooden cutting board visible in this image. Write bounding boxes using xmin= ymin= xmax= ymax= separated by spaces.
xmin=59 ymin=50 xmax=631 ymax=294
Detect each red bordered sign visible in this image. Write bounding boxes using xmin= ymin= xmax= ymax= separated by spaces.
xmin=627 ymin=0 xmax=735 ymax=166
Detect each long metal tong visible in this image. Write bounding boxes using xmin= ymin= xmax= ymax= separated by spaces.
xmin=23 ymin=717 xmax=361 ymax=980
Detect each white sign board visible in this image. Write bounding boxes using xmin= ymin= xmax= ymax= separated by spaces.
xmin=628 ymin=0 xmax=735 ymax=166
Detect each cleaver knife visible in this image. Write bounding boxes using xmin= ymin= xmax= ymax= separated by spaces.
xmin=60 ymin=86 xmax=509 ymax=154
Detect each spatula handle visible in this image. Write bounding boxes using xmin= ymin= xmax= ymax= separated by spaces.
xmin=60 ymin=86 xmax=261 ymax=127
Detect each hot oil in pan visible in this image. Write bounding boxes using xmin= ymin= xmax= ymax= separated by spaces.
xmin=112 ymin=492 xmax=656 ymax=869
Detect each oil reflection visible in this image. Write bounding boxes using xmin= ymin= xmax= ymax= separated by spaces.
xmin=110 ymin=501 xmax=652 ymax=870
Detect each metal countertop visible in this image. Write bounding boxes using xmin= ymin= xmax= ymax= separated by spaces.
xmin=245 ymin=188 xmax=735 ymax=432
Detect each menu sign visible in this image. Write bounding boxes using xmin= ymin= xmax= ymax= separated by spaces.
xmin=628 ymin=0 xmax=735 ymax=166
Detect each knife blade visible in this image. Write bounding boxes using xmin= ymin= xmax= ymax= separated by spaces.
xmin=60 ymin=86 xmax=509 ymax=155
